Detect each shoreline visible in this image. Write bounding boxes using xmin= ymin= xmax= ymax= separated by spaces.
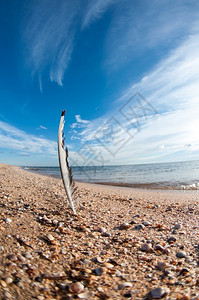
xmin=1 ymin=164 xmax=199 ymax=299
xmin=21 ymin=165 xmax=199 ymax=192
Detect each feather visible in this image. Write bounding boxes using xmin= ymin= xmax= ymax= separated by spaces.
xmin=58 ymin=110 xmax=76 ymax=214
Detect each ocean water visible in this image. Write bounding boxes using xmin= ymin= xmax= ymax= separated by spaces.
xmin=23 ymin=160 xmax=199 ymax=190
xmin=24 ymin=160 xmax=199 ymax=190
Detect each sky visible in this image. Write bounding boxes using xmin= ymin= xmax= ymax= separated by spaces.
xmin=0 ymin=0 xmax=199 ymax=167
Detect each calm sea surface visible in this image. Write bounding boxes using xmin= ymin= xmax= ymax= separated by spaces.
xmin=23 ymin=160 xmax=199 ymax=190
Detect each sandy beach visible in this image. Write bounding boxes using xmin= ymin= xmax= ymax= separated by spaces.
xmin=0 ymin=164 xmax=199 ymax=299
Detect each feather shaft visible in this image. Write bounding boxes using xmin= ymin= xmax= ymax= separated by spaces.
xmin=58 ymin=110 xmax=76 ymax=214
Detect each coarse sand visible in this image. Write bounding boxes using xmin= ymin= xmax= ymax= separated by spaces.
xmin=0 ymin=164 xmax=199 ymax=299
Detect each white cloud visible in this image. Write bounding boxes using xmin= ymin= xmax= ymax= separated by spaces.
xmin=22 ymin=0 xmax=79 ymax=86
xmin=81 ymin=0 xmax=114 ymax=29
xmin=105 ymin=0 xmax=199 ymax=71
xmin=70 ymin=115 xmax=90 ymax=131
xmin=0 ymin=121 xmax=57 ymax=156
xmin=75 ymin=115 xmax=90 ymax=124
xmin=22 ymin=0 xmax=114 ymax=87
xmin=39 ymin=125 xmax=47 ymax=130
xmin=70 ymin=26 xmax=199 ymax=165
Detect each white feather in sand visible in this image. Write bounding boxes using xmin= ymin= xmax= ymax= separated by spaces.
xmin=58 ymin=110 xmax=76 ymax=214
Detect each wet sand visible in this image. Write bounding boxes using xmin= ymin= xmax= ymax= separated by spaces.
xmin=0 ymin=164 xmax=199 ymax=299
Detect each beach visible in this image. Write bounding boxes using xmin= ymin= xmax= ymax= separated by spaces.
xmin=0 ymin=164 xmax=199 ymax=299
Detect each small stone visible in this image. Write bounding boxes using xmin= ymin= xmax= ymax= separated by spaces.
xmin=83 ymin=259 xmax=90 ymax=264
xmin=13 ymin=276 xmax=21 ymax=284
xmin=156 ymin=262 xmax=167 ymax=271
xmin=98 ymin=227 xmax=106 ymax=233
xmin=84 ymin=268 xmax=92 ymax=274
xmin=167 ymin=236 xmax=177 ymax=243
xmin=95 ymin=267 xmax=107 ymax=276
xmin=141 ymin=243 xmax=152 ymax=252
xmin=164 ymin=248 xmax=170 ymax=255
xmin=174 ymin=223 xmax=182 ymax=230
xmin=93 ymin=256 xmax=103 ymax=263
xmin=176 ymin=251 xmax=187 ymax=258
xmin=47 ymin=234 xmax=54 ymax=242
xmin=37 ymin=296 xmax=45 ymax=300
xmin=35 ymin=276 xmax=43 ymax=282
xmin=1 ymin=280 xmax=7 ymax=287
xmin=178 ymin=268 xmax=189 ymax=276
xmin=116 ymin=270 xmax=122 ymax=277
xmin=24 ymin=252 xmax=32 ymax=259
xmin=5 ymin=277 xmax=13 ymax=284
xmin=103 ymin=262 xmax=114 ymax=269
xmin=18 ymin=254 xmax=26 ymax=262
xmin=148 ymin=287 xmax=170 ymax=299
xmin=154 ymin=244 xmax=165 ymax=251
xmin=119 ymin=223 xmax=130 ymax=230
xmin=78 ymin=291 xmax=93 ymax=299
xmin=118 ymin=282 xmax=133 ymax=290
xmin=7 ymin=254 xmax=17 ymax=261
xmin=69 ymin=282 xmax=84 ymax=294
xmin=102 ymin=232 xmax=111 ymax=237
xmin=0 ymin=246 xmax=4 ymax=251
xmin=135 ymin=224 xmax=145 ymax=230
xmin=142 ymin=221 xmax=151 ymax=226
xmin=52 ymin=219 xmax=59 ymax=225
xmin=5 ymin=218 xmax=12 ymax=223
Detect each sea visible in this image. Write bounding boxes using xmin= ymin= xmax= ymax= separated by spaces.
xmin=22 ymin=160 xmax=199 ymax=190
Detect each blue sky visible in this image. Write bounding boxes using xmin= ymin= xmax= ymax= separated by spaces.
xmin=0 ymin=0 xmax=199 ymax=166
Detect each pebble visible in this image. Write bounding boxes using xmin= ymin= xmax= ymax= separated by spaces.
xmin=69 ymin=282 xmax=84 ymax=294
xmin=135 ymin=224 xmax=145 ymax=230
xmin=142 ymin=221 xmax=151 ymax=226
xmin=5 ymin=218 xmax=12 ymax=223
xmin=154 ymin=244 xmax=165 ymax=251
xmin=174 ymin=223 xmax=182 ymax=230
xmin=176 ymin=251 xmax=187 ymax=258
xmin=95 ymin=267 xmax=107 ymax=275
xmin=118 ymin=282 xmax=133 ymax=290
xmin=167 ymin=236 xmax=177 ymax=243
xmin=78 ymin=291 xmax=93 ymax=299
xmin=141 ymin=243 xmax=152 ymax=252
xmin=47 ymin=234 xmax=55 ymax=242
xmin=52 ymin=219 xmax=59 ymax=225
xmin=98 ymin=227 xmax=106 ymax=233
xmin=5 ymin=277 xmax=13 ymax=284
xmin=156 ymin=262 xmax=167 ymax=271
xmin=119 ymin=223 xmax=130 ymax=230
xmin=148 ymin=287 xmax=170 ymax=299
xmin=18 ymin=254 xmax=26 ymax=262
xmin=116 ymin=270 xmax=122 ymax=277
xmin=101 ymin=232 xmax=111 ymax=237
xmin=24 ymin=252 xmax=32 ymax=259
xmin=93 ymin=256 xmax=103 ymax=263
xmin=7 ymin=254 xmax=17 ymax=261
xmin=103 ymin=262 xmax=114 ymax=269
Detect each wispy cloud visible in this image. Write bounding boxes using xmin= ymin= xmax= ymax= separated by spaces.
xmin=70 ymin=25 xmax=199 ymax=165
xmin=0 ymin=121 xmax=57 ymax=156
xmin=22 ymin=0 xmax=114 ymax=87
xmin=22 ymin=0 xmax=79 ymax=86
xmin=39 ymin=125 xmax=47 ymax=130
xmin=81 ymin=0 xmax=114 ymax=29
xmin=70 ymin=114 xmax=90 ymax=130
xmin=104 ymin=0 xmax=199 ymax=71
xmin=75 ymin=115 xmax=90 ymax=124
